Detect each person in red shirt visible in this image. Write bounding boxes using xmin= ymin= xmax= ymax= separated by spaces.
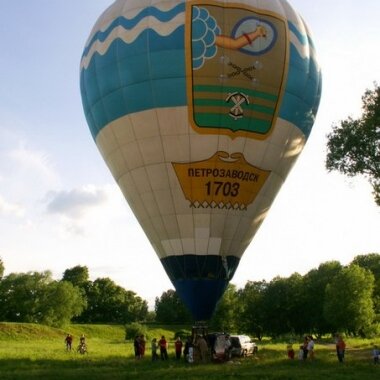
xmin=65 ymin=334 xmax=73 ymax=351
xmin=158 ymin=336 xmax=168 ymax=360
xmin=139 ymin=335 xmax=146 ymax=358
xmin=287 ymin=344 xmax=295 ymax=359
xmin=175 ymin=337 xmax=183 ymax=360
xmin=337 ymin=337 xmax=346 ymax=363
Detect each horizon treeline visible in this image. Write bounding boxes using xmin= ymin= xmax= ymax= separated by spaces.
xmin=0 ymin=253 xmax=379 ymax=338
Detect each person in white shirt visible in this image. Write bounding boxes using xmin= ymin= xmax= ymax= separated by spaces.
xmin=307 ymin=336 xmax=315 ymax=360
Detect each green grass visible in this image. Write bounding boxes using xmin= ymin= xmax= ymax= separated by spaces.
xmin=0 ymin=323 xmax=379 ymax=379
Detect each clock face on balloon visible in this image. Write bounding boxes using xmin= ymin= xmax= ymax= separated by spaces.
xmin=80 ymin=0 xmax=322 ymax=321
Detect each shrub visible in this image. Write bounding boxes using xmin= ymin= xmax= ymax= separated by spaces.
xmin=173 ymin=329 xmax=190 ymax=340
xmin=124 ymin=322 xmax=148 ymax=340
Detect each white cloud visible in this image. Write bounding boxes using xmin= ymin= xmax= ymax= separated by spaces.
xmin=45 ymin=185 xmax=108 ymax=218
xmin=0 ymin=194 xmax=24 ymax=217
xmin=41 ymin=184 xmax=129 ymax=237
xmin=8 ymin=144 xmax=59 ymax=187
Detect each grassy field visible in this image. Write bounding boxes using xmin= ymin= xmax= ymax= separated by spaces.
xmin=0 ymin=322 xmax=379 ymax=379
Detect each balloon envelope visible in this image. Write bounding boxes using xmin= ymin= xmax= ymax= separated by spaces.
xmin=80 ymin=0 xmax=321 ymax=321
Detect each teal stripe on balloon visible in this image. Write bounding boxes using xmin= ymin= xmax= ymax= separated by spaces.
xmin=280 ymin=42 xmax=322 ymax=138
xmin=81 ymin=27 xmax=186 ymax=139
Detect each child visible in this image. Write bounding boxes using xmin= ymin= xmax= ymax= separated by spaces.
xmin=298 ymin=345 xmax=304 ymax=360
xmin=287 ymin=344 xmax=295 ymax=359
xmin=373 ymin=345 xmax=379 ymax=364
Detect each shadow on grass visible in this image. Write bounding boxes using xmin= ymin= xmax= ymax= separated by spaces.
xmin=0 ymin=353 xmax=379 ymax=380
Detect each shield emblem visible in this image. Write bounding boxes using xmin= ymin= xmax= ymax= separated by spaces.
xmin=186 ymin=1 xmax=288 ymax=139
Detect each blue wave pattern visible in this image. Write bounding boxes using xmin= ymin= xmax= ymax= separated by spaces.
xmin=80 ymin=5 xmax=186 ymax=140
xmin=81 ymin=5 xmax=321 ymax=141
xmin=279 ymin=21 xmax=322 ymax=139
xmin=82 ymin=3 xmax=186 ymax=58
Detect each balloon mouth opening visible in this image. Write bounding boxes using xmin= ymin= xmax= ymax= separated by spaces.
xmin=173 ymin=278 xmax=229 ymax=321
xmin=161 ymin=255 xmax=240 ymax=320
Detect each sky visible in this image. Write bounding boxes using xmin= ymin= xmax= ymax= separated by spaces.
xmin=0 ymin=0 xmax=379 ymax=309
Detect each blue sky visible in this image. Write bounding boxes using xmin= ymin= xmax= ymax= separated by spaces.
xmin=0 ymin=0 xmax=379 ymax=308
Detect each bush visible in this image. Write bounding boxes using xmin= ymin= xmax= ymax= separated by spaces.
xmin=173 ymin=329 xmax=190 ymax=340
xmin=124 ymin=322 xmax=148 ymax=340
xmin=360 ymin=323 xmax=380 ymax=338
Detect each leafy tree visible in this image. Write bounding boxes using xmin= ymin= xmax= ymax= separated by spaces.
xmin=81 ymin=277 xmax=148 ymax=323
xmin=301 ymin=261 xmax=343 ymax=336
xmin=0 ymin=271 xmax=52 ymax=323
xmin=260 ymin=274 xmax=304 ymax=337
xmin=154 ymin=289 xmax=192 ymax=324
xmin=62 ymin=265 xmax=90 ymax=288
xmin=324 ymin=264 xmax=375 ymax=335
xmin=37 ymin=281 xmax=86 ymax=327
xmin=351 ymin=253 xmax=380 ymax=314
xmin=326 ymin=84 xmax=380 ymax=206
xmin=209 ymin=284 xmax=238 ymax=332
xmin=237 ymin=280 xmax=267 ymax=340
xmin=0 ymin=258 xmax=4 ymax=279
xmin=0 ymin=271 xmax=86 ymax=326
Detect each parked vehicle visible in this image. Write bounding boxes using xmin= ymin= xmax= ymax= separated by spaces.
xmin=230 ymin=335 xmax=257 ymax=357
xmin=206 ymin=332 xmax=228 ymax=362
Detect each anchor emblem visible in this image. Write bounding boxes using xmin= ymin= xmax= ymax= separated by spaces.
xmin=226 ymin=92 xmax=249 ymax=120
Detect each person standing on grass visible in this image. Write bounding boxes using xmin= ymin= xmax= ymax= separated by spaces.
xmin=184 ymin=336 xmax=193 ymax=363
xmin=195 ymin=335 xmax=208 ymax=363
xmin=336 ymin=336 xmax=346 ymax=363
xmin=372 ymin=345 xmax=379 ymax=364
xmin=159 ymin=335 xmax=168 ymax=360
xmin=302 ymin=336 xmax=309 ymax=360
xmin=140 ymin=335 xmax=146 ymax=358
xmin=175 ymin=337 xmax=183 ymax=360
xmin=224 ymin=335 xmax=232 ymax=361
xmin=298 ymin=345 xmax=304 ymax=360
xmin=151 ymin=338 xmax=159 ymax=361
xmin=287 ymin=344 xmax=295 ymax=359
xmin=134 ymin=335 xmax=141 ymax=359
xmin=65 ymin=334 xmax=73 ymax=351
xmin=307 ymin=336 xmax=315 ymax=360
xmin=334 ymin=334 xmax=339 ymax=357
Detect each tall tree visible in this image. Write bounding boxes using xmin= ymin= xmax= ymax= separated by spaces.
xmin=302 ymin=261 xmax=343 ymax=336
xmin=324 ymin=264 xmax=375 ymax=335
xmin=37 ymin=281 xmax=86 ymax=327
xmin=237 ymin=280 xmax=267 ymax=340
xmin=0 ymin=258 xmax=4 ymax=279
xmin=326 ymin=84 xmax=380 ymax=205
xmin=154 ymin=289 xmax=192 ymax=324
xmin=351 ymin=253 xmax=380 ymax=314
xmin=260 ymin=274 xmax=304 ymax=337
xmin=209 ymin=284 xmax=238 ymax=332
xmin=81 ymin=277 xmax=148 ymax=323
xmin=62 ymin=265 xmax=90 ymax=287
xmin=0 ymin=271 xmax=52 ymax=323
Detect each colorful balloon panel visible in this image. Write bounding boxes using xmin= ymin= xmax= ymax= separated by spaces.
xmin=80 ymin=0 xmax=322 ymax=321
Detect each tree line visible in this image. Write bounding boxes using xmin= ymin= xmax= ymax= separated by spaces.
xmin=0 ymin=253 xmax=379 ymax=338
xmin=0 ymin=262 xmax=148 ymax=327
xmin=154 ymin=253 xmax=380 ymax=338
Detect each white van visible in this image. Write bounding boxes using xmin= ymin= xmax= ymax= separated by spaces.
xmin=230 ymin=335 xmax=257 ymax=357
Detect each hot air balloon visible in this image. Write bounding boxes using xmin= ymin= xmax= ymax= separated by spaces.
xmin=80 ymin=0 xmax=321 ymax=322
